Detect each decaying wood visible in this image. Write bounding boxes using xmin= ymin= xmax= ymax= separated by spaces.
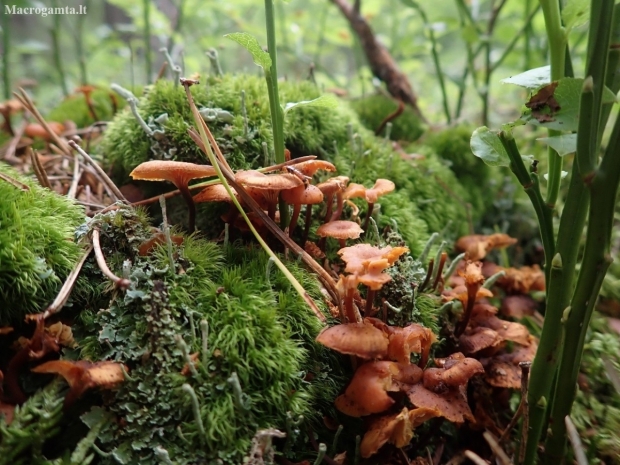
xmin=330 ymin=0 xmax=427 ymax=123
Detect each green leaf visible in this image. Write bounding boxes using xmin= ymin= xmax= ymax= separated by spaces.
xmin=562 ymin=0 xmax=590 ymax=32
xmin=538 ymin=134 xmax=577 ymax=156
xmin=501 ymin=66 xmax=551 ymax=89
xmin=520 ymin=78 xmax=617 ymax=131
xmin=282 ymin=94 xmax=339 ymax=115
xmin=224 ymin=32 xmax=272 ymax=70
xmin=470 ymin=127 xmax=510 ymax=167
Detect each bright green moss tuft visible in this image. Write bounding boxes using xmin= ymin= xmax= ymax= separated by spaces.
xmin=101 ymin=74 xmax=472 ymax=250
xmin=74 ymin=206 xmax=348 ymax=464
xmin=349 ymin=93 xmax=425 ymax=142
xmin=0 ymin=163 xmax=85 ymax=324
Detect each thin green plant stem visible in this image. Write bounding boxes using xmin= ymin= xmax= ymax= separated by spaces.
xmin=313 ymin=3 xmax=329 ymax=66
xmin=544 ymin=73 xmax=620 ymax=465
xmin=481 ymin=0 xmax=509 ymax=126
xmin=75 ymin=0 xmax=90 ymax=85
xmin=143 ymin=0 xmax=152 ymax=84
xmin=181 ymin=79 xmax=325 ymax=321
xmin=1 ymin=6 xmax=10 ymax=99
xmin=50 ymin=0 xmax=68 ymax=97
xmin=264 ymin=0 xmax=288 ymax=227
xmin=539 ymin=0 xmax=567 ymax=207
xmin=490 ymin=4 xmax=541 ymax=73
xmin=408 ymin=2 xmax=450 ymax=123
xmin=524 ymin=0 xmax=533 ymax=70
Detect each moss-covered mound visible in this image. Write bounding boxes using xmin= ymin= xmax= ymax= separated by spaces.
xmin=0 ymin=163 xmax=85 ymax=324
xmin=349 ymin=93 xmax=425 ymax=142
xmin=73 ymin=206 xmax=348 ymax=464
xmin=47 ymin=88 xmax=122 ymax=128
xmin=100 ymin=75 xmax=475 ymax=254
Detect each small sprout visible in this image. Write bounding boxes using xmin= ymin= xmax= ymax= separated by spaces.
xmin=130 ymin=160 xmax=217 ymax=233
xmin=181 ymin=384 xmax=207 ymax=446
xmin=32 ymin=360 xmax=126 ymax=408
xmin=205 ymin=48 xmax=223 ymax=76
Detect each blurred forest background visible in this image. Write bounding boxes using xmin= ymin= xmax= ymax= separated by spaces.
xmin=0 ymin=0 xmax=589 ymax=127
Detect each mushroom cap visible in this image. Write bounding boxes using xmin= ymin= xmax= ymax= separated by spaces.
xmin=455 ymin=233 xmax=517 ymax=261
xmin=0 ymin=99 xmax=23 ymax=115
xmin=25 ymin=122 xmax=65 ymax=139
xmin=317 ymin=176 xmax=348 ymax=196
xmin=236 ymin=170 xmax=302 ymax=191
xmin=357 ymin=258 xmax=393 ymax=290
xmin=316 ymin=220 xmax=363 ymax=240
xmin=365 ymin=179 xmax=395 ymax=203
xmin=281 ymin=184 xmax=324 ymax=205
xmin=344 ymin=182 xmax=367 ymax=200
xmin=193 ymin=184 xmax=237 ymax=203
xmin=130 ymin=160 xmax=217 ymax=187
xmin=338 ymin=244 xmax=409 ymax=274
xmin=294 ymin=159 xmax=336 ymax=177
xmin=316 ymin=321 xmax=388 ymax=359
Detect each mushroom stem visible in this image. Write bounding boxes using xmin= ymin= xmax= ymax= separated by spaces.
xmin=455 ymin=282 xmax=478 ymax=337
xmin=289 ymin=204 xmax=302 ymax=237
xmin=345 ymin=287 xmax=358 ymax=323
xmin=302 ymin=204 xmax=313 ymax=245
xmin=267 ymin=202 xmax=277 ymax=222
xmin=362 ymin=202 xmax=375 ymax=234
xmin=338 ymin=238 xmax=347 ymax=249
xmin=365 ymin=288 xmax=376 ymax=315
xmin=330 ymin=191 xmax=345 ymax=222
xmin=179 ymin=184 xmax=197 ymax=233
xmin=324 ymin=193 xmax=334 ymax=222
xmin=432 ymin=252 xmax=448 ymax=291
xmin=419 ymin=258 xmax=434 ymax=292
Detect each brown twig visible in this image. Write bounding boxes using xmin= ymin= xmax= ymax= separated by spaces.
xmin=518 ymin=361 xmax=532 ymax=464
xmin=92 ymin=228 xmax=130 ymax=290
xmin=0 ymin=171 xmax=30 ymax=191
xmin=68 ymin=140 xmax=126 ymax=202
xmin=483 ymin=431 xmax=511 ymax=465
xmin=2 ymin=120 xmax=26 ymax=165
xmin=13 ymin=88 xmax=72 ymax=154
xmin=375 ymin=99 xmax=405 ymax=136
xmin=25 ymin=245 xmax=94 ymax=321
xmin=330 ymin=0 xmax=427 ymax=122
xmin=464 ymin=450 xmax=490 ymax=465
xmin=29 ymin=148 xmax=52 ymax=189
xmin=67 ymin=153 xmax=82 ymax=199
xmin=432 ymin=252 xmax=448 ymax=291
xmin=420 ymin=258 xmax=434 ymax=292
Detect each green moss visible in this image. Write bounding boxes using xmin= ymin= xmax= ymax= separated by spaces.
xmin=74 ymin=206 xmax=348 ymax=464
xmin=349 ymin=94 xmax=425 ymax=142
xmin=46 ymin=88 xmax=122 ymax=128
xmin=0 ymin=381 xmax=64 ymax=464
xmin=0 ymin=163 xmax=85 ymax=324
xmin=100 ymin=74 xmax=471 ymax=251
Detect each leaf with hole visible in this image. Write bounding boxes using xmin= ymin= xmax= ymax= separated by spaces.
xmin=520 ymin=78 xmax=617 ymax=131
xmin=224 ymin=32 xmax=272 ymax=71
xmin=470 ymin=127 xmax=510 ymax=167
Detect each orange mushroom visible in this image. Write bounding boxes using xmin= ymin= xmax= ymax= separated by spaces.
xmin=360 ymin=406 xmax=440 ymax=458
xmin=24 ymin=121 xmax=65 ymax=140
xmin=236 ymin=170 xmax=303 ymax=221
xmin=317 ymin=176 xmax=348 ymax=223
xmin=335 ymin=361 xmax=423 ymax=417
xmin=387 ymin=323 xmax=437 ymax=367
xmin=292 ymin=159 xmax=336 ymax=177
xmin=32 ymin=360 xmax=126 ymax=408
xmin=316 ymin=320 xmax=389 ymax=359
xmin=316 ymin=220 xmax=363 ymax=249
xmin=130 ymin=160 xmax=217 ymax=233
xmin=281 ymin=183 xmax=323 ymax=238
xmin=453 ymin=261 xmax=487 ymax=337
xmin=345 ymin=179 xmax=395 ymax=232
xmin=455 ymin=233 xmax=517 ymax=261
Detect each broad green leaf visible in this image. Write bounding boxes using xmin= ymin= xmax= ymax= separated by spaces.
xmin=470 ymin=127 xmax=510 ymax=167
xmin=283 ymin=94 xmax=339 ymax=115
xmin=538 ymin=134 xmax=577 ymax=156
xmin=501 ymin=66 xmax=550 ymax=89
xmin=224 ymin=32 xmax=272 ymax=70
xmin=562 ymin=0 xmax=590 ymax=32
xmin=520 ymin=78 xmax=617 ymax=131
